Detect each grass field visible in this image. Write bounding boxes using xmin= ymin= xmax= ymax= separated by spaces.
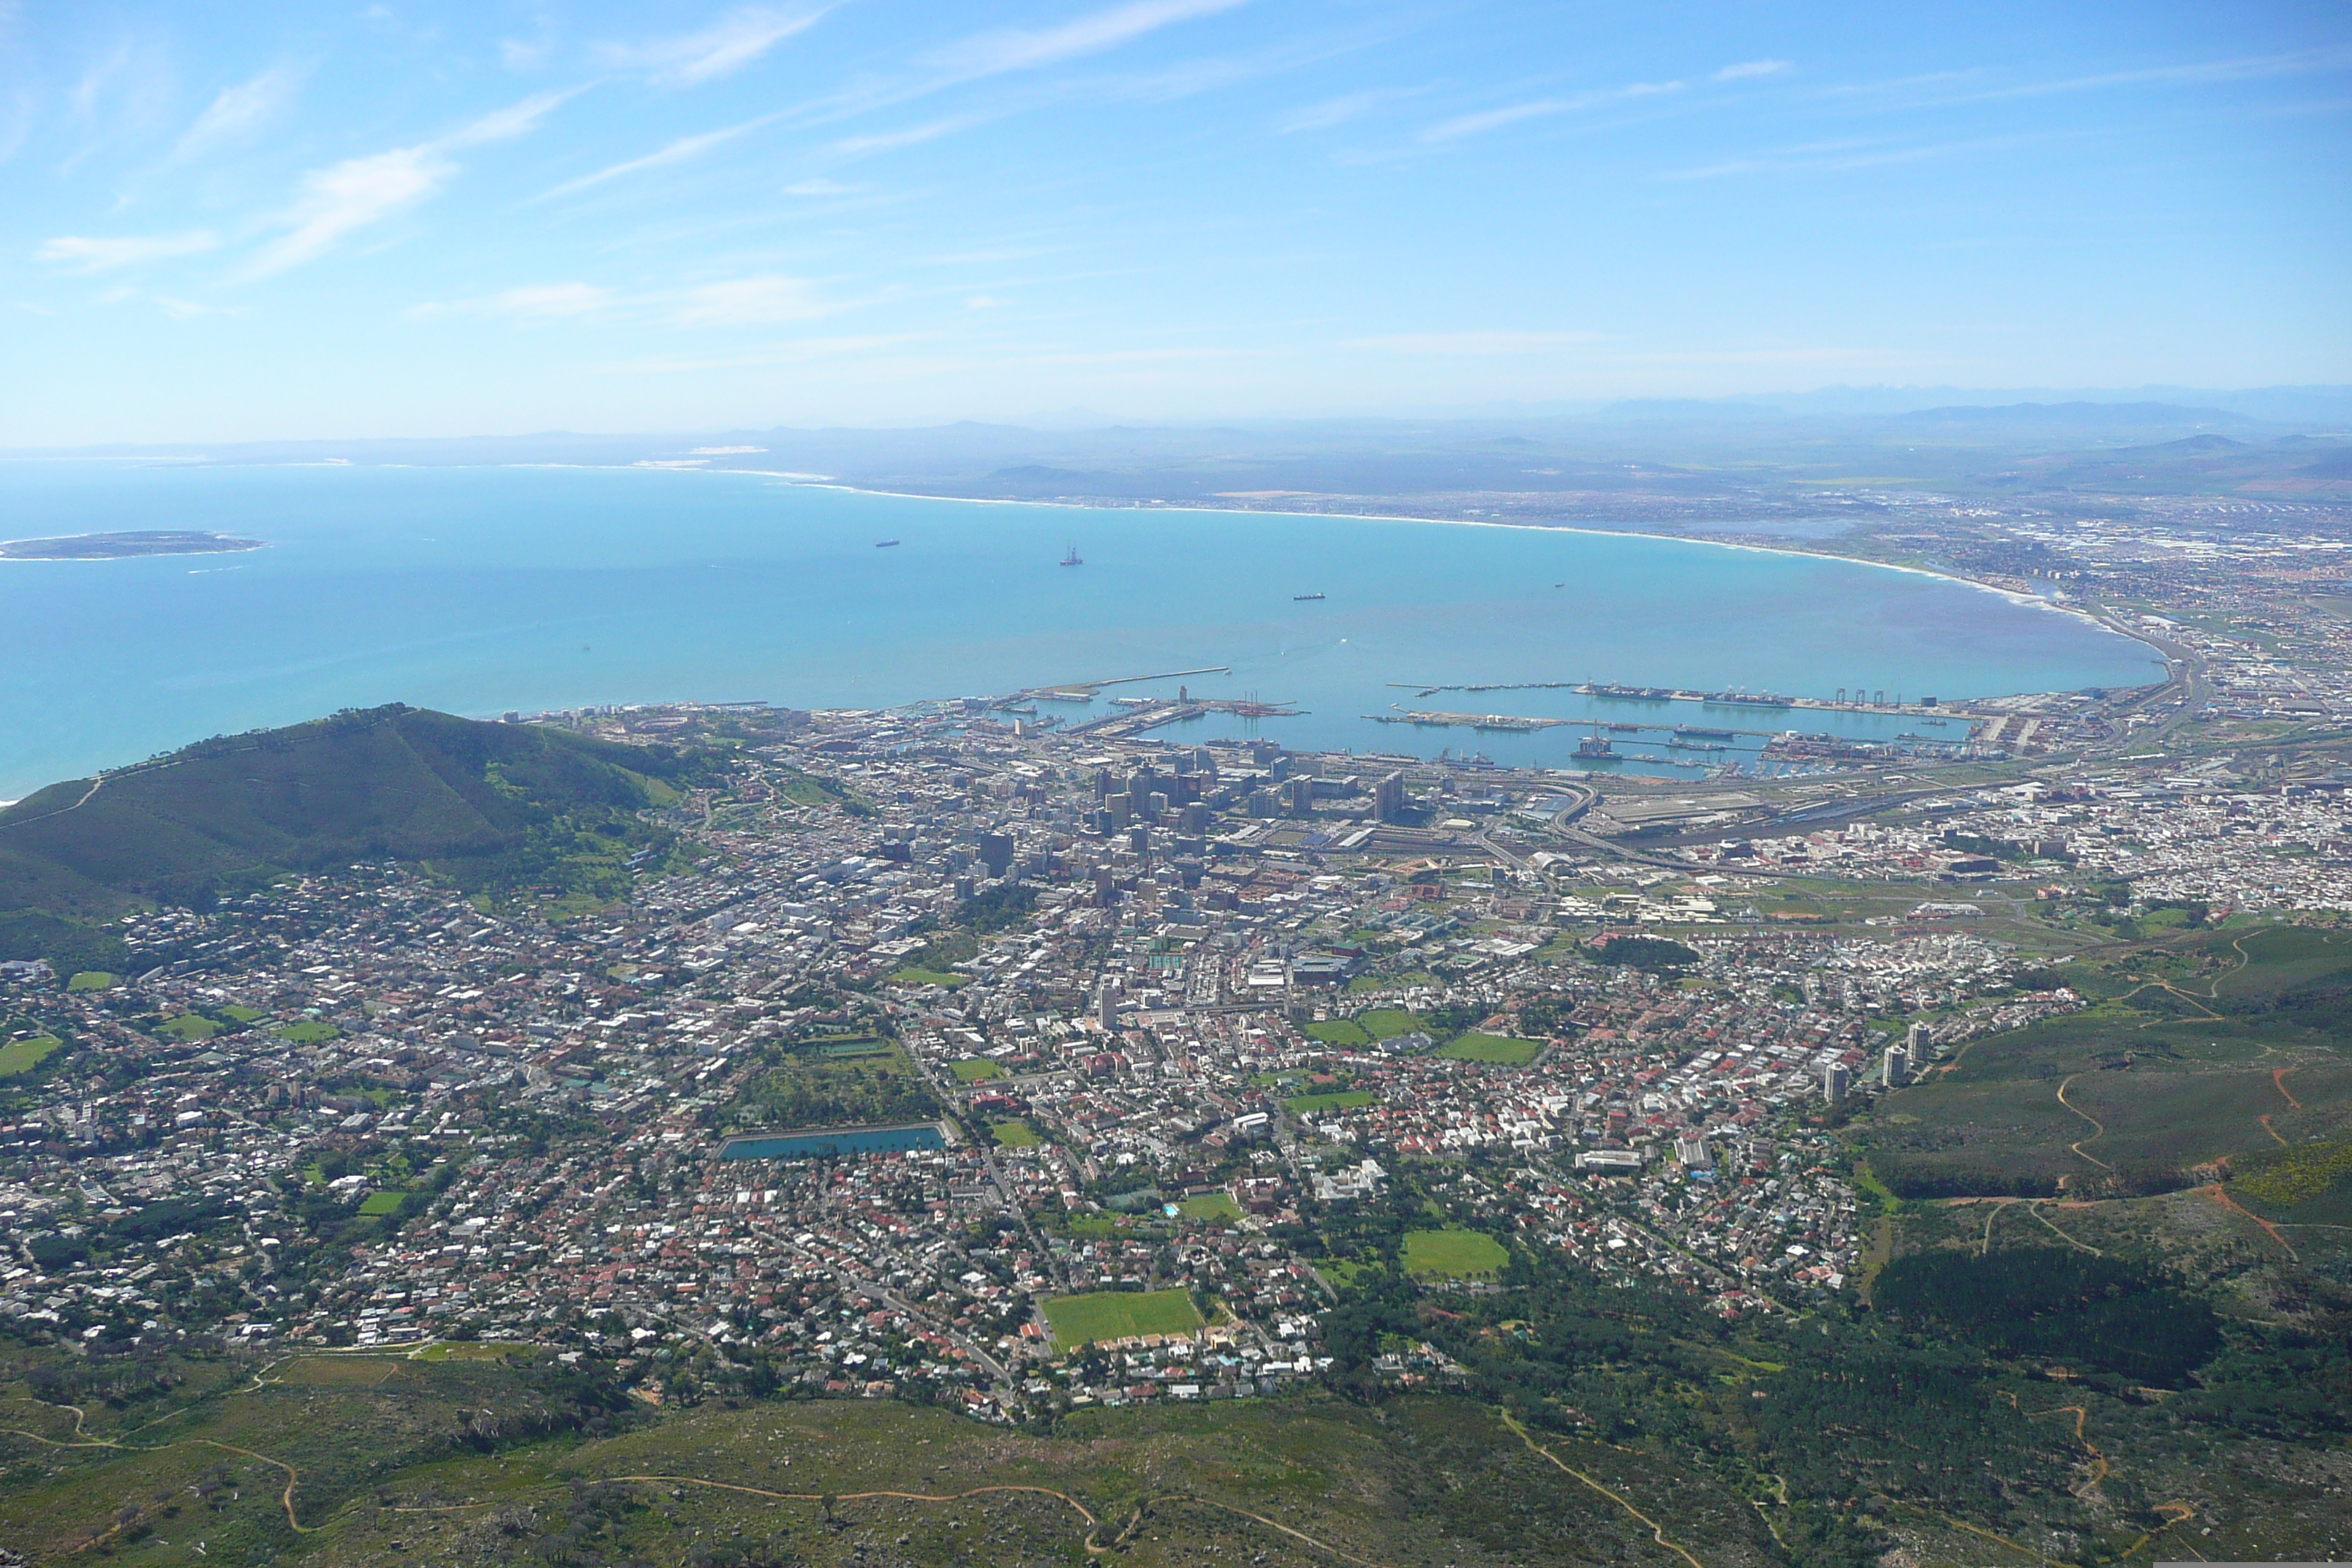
xmin=278 ymin=1019 xmax=339 ymax=1044
xmin=157 ymin=1011 xmax=219 ymax=1041
xmin=218 ymin=1003 xmax=264 ymax=1022
xmin=990 ymin=1118 xmax=1041 ymax=1147
xmin=1303 ymin=1018 xmax=1371 ymax=1046
xmin=889 ymin=966 xmax=970 ymax=989
xmin=0 ymin=1035 xmax=61 ymax=1077
xmin=949 ymin=1057 xmax=1005 ymax=1082
xmin=1042 ymin=1288 xmax=1204 ymax=1351
xmin=1177 ymin=1192 xmax=1241 ymax=1223
xmin=1286 ymin=1090 xmax=1376 ymax=1116
xmin=357 ymin=1190 xmax=407 ymax=1215
xmin=66 ymin=970 xmax=116 ymax=990
xmin=1402 ymin=1229 xmax=1509 ymax=1280
xmin=1439 ymin=1033 xmax=1542 ymax=1065
xmin=1354 ymin=1008 xmax=1427 ymax=1039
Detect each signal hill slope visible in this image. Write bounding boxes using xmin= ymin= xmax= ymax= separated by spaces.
xmin=0 ymin=705 xmax=698 ymax=970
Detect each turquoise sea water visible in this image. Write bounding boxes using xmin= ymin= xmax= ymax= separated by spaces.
xmin=0 ymin=462 xmax=2163 ymax=796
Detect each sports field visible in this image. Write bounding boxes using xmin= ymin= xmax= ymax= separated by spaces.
xmin=1041 ymin=1289 xmax=1203 ymax=1351
xmin=1439 ymin=1033 xmax=1542 ymax=1065
xmin=0 ymin=1036 xmax=60 ymax=1077
xmin=949 ymin=1057 xmax=1005 ymax=1082
xmin=1401 ymin=1229 xmax=1509 ymax=1280
xmin=1355 ymin=1009 xmax=1426 ymax=1039
xmin=1287 ymin=1090 xmax=1376 ymax=1115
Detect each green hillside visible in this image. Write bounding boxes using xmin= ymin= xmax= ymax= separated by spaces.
xmin=0 ymin=705 xmax=706 ymax=965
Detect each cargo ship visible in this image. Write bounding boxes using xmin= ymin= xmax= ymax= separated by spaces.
xmin=1293 ymin=592 xmax=1326 ymax=601
xmin=1675 ymin=726 xmax=1737 ymax=741
xmin=875 ymin=539 xmax=900 ymax=548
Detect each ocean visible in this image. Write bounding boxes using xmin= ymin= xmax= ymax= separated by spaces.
xmin=0 ymin=461 xmax=2164 ymax=797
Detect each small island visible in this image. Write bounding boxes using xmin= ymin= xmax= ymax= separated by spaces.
xmin=0 ymin=529 xmax=267 ymax=561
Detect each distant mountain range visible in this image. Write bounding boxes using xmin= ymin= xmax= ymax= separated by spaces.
xmin=9 ymin=390 xmax=2345 ymax=530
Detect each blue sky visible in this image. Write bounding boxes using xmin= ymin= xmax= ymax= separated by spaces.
xmin=4 ymin=0 xmax=2347 ymax=441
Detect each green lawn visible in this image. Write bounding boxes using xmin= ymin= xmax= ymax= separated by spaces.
xmin=218 ymin=1003 xmax=265 ymax=1023
xmin=1303 ymin=1018 xmax=1371 ymax=1046
xmin=158 ymin=1012 xmax=219 ymax=1042
xmin=1286 ymin=1090 xmax=1376 ymax=1116
xmin=1439 ymin=1033 xmax=1543 ymax=1065
xmin=990 ymin=1118 xmax=1041 ymax=1147
xmin=1177 ymin=1192 xmax=1241 ymax=1223
xmin=66 ymin=971 xmax=116 ymax=991
xmin=1401 ymin=1229 xmax=1509 ymax=1280
xmin=279 ymin=1019 xmax=340 ymax=1044
xmin=950 ymin=1057 xmax=1006 ymax=1082
xmin=1042 ymin=1288 xmax=1204 ymax=1352
xmin=357 ymin=1190 xmax=408 ymax=1216
xmin=0 ymin=1036 xmax=61 ymax=1077
xmin=1355 ymin=1008 xmax=1427 ymax=1039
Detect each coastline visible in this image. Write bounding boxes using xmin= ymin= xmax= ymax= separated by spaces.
xmin=692 ymin=465 xmax=2159 ymax=657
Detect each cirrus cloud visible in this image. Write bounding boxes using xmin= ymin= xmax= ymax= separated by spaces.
xmin=247 ymin=89 xmax=578 ymax=276
xmin=36 ymin=229 xmax=219 ymax=272
xmin=602 ymin=6 xmax=829 ymax=88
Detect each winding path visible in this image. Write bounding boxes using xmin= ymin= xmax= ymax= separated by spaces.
xmin=2054 ymin=1075 xmax=2113 ymax=1171
xmin=1499 ymin=1411 xmax=1705 ymax=1568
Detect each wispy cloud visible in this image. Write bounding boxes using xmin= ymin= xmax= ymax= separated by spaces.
xmin=603 ymin=6 xmax=827 ymax=88
xmin=1815 ymin=48 xmax=2352 ymax=111
xmin=1344 ymin=330 xmax=1599 ymax=354
xmin=169 ymin=63 xmax=308 ymax=165
xmin=927 ymin=0 xmax=1246 ymax=83
xmin=829 ymin=115 xmax=979 ymax=156
xmin=493 ymin=282 xmax=617 ymax=317
xmin=1278 ymin=85 xmax=1417 ymax=133
xmin=1422 ymin=80 xmax=1681 ymax=142
xmin=249 ymin=90 xmax=579 ymax=276
xmin=36 ymin=230 xmax=219 ymax=272
xmin=673 ymin=274 xmax=834 ymax=325
xmin=1959 ymin=47 xmax=2352 ymax=102
xmin=535 ymin=115 xmax=778 ymax=201
xmin=1714 ymin=59 xmax=1790 ymax=82
xmin=410 ymin=282 xmax=617 ymax=320
xmin=154 ymin=295 xmax=247 ymax=320
xmin=595 ymin=332 xmax=925 ymax=374
xmin=1662 ymin=132 xmax=2037 ymax=181
xmin=783 ymin=176 xmax=864 ymax=195
xmin=412 ymin=273 xmax=843 ymax=328
xmin=252 ymin=146 xmax=453 ymax=274
xmin=440 ymin=88 xmax=581 ymax=148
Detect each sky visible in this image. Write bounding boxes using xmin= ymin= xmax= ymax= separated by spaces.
xmin=3 ymin=0 xmax=2348 ymax=442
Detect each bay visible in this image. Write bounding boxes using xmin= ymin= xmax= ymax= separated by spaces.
xmin=0 ymin=461 xmax=2163 ymax=797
